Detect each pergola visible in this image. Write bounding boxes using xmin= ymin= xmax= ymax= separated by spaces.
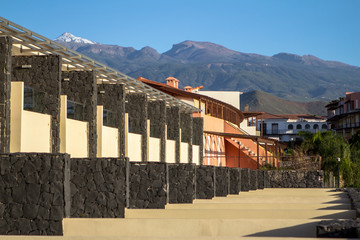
xmin=0 ymin=16 xmax=198 ymax=113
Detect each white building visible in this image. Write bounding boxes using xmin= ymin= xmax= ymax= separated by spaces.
xmin=197 ymin=91 xmax=242 ymax=109
xmin=257 ymin=113 xmax=328 ymax=142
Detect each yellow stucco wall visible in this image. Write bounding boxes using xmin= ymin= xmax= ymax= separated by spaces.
xmin=192 ymin=145 xmax=200 ymax=165
xmin=149 ymin=137 xmax=161 ymax=162
xmin=128 ymin=133 xmax=142 ymax=161
xmin=102 ymin=126 xmax=119 ymax=157
xmin=180 ymin=142 xmax=189 ymax=163
xmin=166 ymin=139 xmax=176 ymax=163
xmin=66 ymin=119 xmax=88 ymax=158
xmin=10 ymin=82 xmax=51 ymax=153
xmin=10 ymin=82 xmax=23 ymax=152
xmin=21 ymin=110 xmax=51 ymax=153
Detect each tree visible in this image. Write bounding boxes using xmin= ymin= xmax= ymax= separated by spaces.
xmin=298 ymin=130 xmax=353 ymax=186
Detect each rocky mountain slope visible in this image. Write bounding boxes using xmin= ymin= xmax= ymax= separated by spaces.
xmin=55 ymin=33 xmax=360 ymax=103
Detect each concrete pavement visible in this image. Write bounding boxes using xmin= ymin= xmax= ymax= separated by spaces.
xmin=0 ymin=188 xmax=353 ymax=239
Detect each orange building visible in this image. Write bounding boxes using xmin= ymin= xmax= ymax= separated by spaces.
xmin=138 ymin=77 xmax=281 ymax=169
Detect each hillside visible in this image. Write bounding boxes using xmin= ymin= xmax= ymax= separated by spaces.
xmin=55 ymin=33 xmax=360 ymax=102
xmin=240 ymin=90 xmax=328 ymax=116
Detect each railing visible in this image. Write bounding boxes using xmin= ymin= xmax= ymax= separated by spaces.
xmin=278 ymin=155 xmax=321 ymax=170
xmin=334 ymin=122 xmax=360 ymax=129
xmin=202 ymin=154 xmax=279 ymax=169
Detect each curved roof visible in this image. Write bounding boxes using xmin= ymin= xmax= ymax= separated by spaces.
xmin=138 ymin=77 xmax=245 ymax=124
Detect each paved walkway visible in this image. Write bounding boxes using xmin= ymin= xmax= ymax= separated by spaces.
xmin=0 ymin=188 xmax=354 ymax=239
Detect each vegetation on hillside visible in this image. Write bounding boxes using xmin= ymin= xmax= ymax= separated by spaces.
xmin=294 ymin=130 xmax=360 ymax=187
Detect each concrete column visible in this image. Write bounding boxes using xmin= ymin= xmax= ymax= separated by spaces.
xmin=62 ymin=71 xmax=97 ymax=157
xmin=0 ymin=37 xmax=12 ymax=153
xmin=97 ymin=83 xmax=126 ymax=157
xmin=147 ymin=100 xmax=166 ymax=162
xmin=60 ymin=95 xmax=67 ymax=154
xmin=180 ymin=112 xmax=193 ymax=163
xmin=166 ymin=106 xmax=180 ymax=163
xmin=12 ymin=55 xmax=61 ymax=153
xmin=9 ymin=82 xmax=23 ymax=152
xmin=96 ymin=105 xmax=103 ymax=157
xmin=192 ymin=117 xmax=204 ymax=165
xmin=126 ymin=93 xmax=148 ymax=162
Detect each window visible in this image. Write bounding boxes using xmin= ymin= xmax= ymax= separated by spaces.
xmin=103 ymin=109 xmax=116 ymax=128
xmin=296 ymin=124 xmax=302 ymax=130
xmin=288 ymin=124 xmax=293 ymax=130
xmin=314 ymin=124 xmax=319 ymax=129
xmin=67 ymin=100 xmax=84 ymax=121
xmin=24 ymin=86 xmax=34 ymax=110
xmin=23 ymin=86 xmax=46 ymax=113
xmin=271 ymin=123 xmax=278 ymax=134
xmin=305 ymin=124 xmax=310 ymax=129
xmin=322 ymin=124 xmax=327 ymax=129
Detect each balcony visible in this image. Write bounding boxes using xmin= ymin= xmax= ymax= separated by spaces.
xmin=333 ymin=122 xmax=360 ymax=130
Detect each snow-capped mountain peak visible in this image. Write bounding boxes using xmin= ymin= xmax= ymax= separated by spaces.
xmin=55 ymin=32 xmax=97 ymax=44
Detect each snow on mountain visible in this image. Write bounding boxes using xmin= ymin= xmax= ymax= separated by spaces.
xmin=55 ymin=32 xmax=97 ymax=44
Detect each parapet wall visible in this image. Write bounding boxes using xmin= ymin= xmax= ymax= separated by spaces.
xmin=264 ymin=170 xmax=324 ymax=188
xmin=0 ymin=153 xmax=66 ymax=235
xmin=0 ymin=153 xmax=325 ymax=236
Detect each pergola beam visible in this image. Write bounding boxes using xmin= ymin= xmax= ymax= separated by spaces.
xmin=0 ymin=16 xmax=199 ymax=113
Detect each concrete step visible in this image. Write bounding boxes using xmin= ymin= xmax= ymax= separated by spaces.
xmin=0 ymin=236 xmax=350 ymax=240
xmin=165 ymin=202 xmax=352 ymax=210
xmin=62 ymin=218 xmax=324 ymax=238
xmin=125 ymin=208 xmax=356 ymax=219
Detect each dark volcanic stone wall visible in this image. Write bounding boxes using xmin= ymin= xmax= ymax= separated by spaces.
xmin=250 ymin=170 xmax=258 ymax=190
xmin=180 ymin=112 xmax=193 ymax=163
xmin=257 ymin=170 xmax=265 ymax=189
xmin=195 ymin=165 xmax=215 ymax=199
xmin=240 ymin=168 xmax=250 ymax=191
xmin=12 ymin=55 xmax=61 ymax=153
xmin=0 ymin=153 xmax=67 ymax=235
xmin=166 ymin=106 xmax=180 ymax=163
xmin=128 ymin=162 xmax=167 ymax=208
xmin=265 ymin=170 xmax=324 ymax=188
xmin=192 ymin=117 xmax=204 ymax=164
xmin=148 ymin=101 xmax=166 ymax=162
xmin=229 ymin=168 xmax=241 ymax=194
xmin=62 ymin=71 xmax=97 ymax=157
xmin=0 ymin=37 xmax=11 ymax=154
xmin=215 ymin=167 xmax=229 ymax=196
xmin=69 ymin=158 xmax=126 ymax=218
xmin=98 ymin=83 xmax=126 ymax=156
xmin=126 ymin=93 xmax=148 ymax=161
xmin=168 ymin=163 xmax=195 ymax=203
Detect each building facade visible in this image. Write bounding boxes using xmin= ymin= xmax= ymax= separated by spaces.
xmin=258 ymin=113 xmax=328 ymax=142
xmin=326 ymin=92 xmax=360 ymax=139
xmin=138 ymin=77 xmax=281 ymax=169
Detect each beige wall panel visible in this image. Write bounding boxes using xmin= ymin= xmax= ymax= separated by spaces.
xmin=10 ymin=82 xmax=23 ymax=152
xmin=180 ymin=142 xmax=189 ymax=163
xmin=192 ymin=145 xmax=200 ymax=165
xmin=128 ymin=133 xmax=142 ymax=161
xmin=102 ymin=126 xmax=119 ymax=158
xmin=21 ymin=110 xmax=51 ymax=153
xmin=149 ymin=137 xmax=161 ymax=162
xmin=66 ymin=119 xmax=88 ymax=158
xmin=166 ymin=139 xmax=176 ymax=163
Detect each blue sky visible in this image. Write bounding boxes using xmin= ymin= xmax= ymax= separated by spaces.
xmin=2 ymin=0 xmax=360 ymax=66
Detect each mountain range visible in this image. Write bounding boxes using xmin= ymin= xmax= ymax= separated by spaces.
xmin=240 ymin=90 xmax=328 ymax=116
xmin=54 ymin=32 xmax=360 ymax=109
